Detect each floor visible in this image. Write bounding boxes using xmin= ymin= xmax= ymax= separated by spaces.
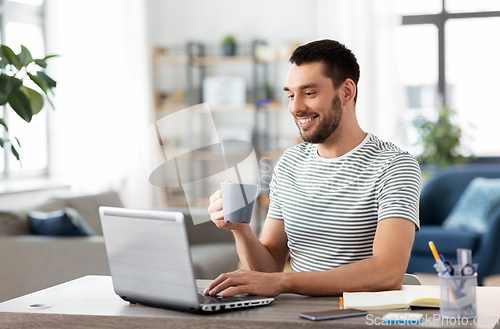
xmin=415 ymin=273 xmax=500 ymax=286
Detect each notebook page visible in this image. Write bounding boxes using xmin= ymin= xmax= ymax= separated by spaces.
xmin=343 ymin=290 xmax=409 ymax=310
xmin=401 ymin=285 xmax=440 ymax=308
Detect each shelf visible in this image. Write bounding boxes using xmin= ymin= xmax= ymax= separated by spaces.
xmin=260 ymin=150 xmax=286 ymax=159
xmin=156 ymin=103 xmax=258 ymax=114
xmin=195 ymin=104 xmax=255 ymax=113
xmin=152 ymin=43 xmax=292 ymax=67
xmin=153 ymin=55 xmax=188 ymax=66
xmin=152 ymin=41 xmax=288 ymax=210
xmin=152 ymin=46 xmax=187 ymax=66
xmin=156 ymin=103 xmax=189 ymax=114
xmin=163 ymin=148 xmax=191 ymax=159
xmin=194 ymin=151 xmax=254 ymax=160
xmin=202 ymin=102 xmax=288 ymax=113
xmin=191 ymin=150 xmax=286 ymax=160
xmin=258 ymin=194 xmax=270 ymax=206
xmin=260 ymin=102 xmax=288 ymax=112
xmin=157 ymin=147 xmax=286 ymax=160
xmin=156 ymin=104 xmax=289 ymax=114
xmin=191 ymin=55 xmax=253 ymax=66
xmin=153 ymin=55 xmax=253 ymax=67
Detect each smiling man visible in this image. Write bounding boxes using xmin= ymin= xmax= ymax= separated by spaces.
xmin=206 ymin=39 xmax=421 ymax=297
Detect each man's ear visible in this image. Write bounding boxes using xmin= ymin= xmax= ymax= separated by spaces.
xmin=341 ymin=78 xmax=356 ymax=106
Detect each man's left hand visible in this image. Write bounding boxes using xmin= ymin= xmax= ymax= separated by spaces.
xmin=204 ymin=269 xmax=284 ymax=297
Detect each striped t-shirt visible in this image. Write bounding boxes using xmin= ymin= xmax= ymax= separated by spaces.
xmin=267 ymin=133 xmax=421 ymax=272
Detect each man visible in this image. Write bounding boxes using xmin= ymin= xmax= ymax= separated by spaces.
xmin=206 ymin=39 xmax=421 ymax=297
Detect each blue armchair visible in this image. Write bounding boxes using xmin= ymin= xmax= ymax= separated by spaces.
xmin=406 ymin=164 xmax=500 ymax=285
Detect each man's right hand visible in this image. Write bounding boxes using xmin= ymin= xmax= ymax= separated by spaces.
xmin=208 ymin=187 xmax=247 ymax=231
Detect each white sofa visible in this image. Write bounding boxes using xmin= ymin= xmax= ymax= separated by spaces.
xmin=0 ymin=191 xmax=239 ymax=302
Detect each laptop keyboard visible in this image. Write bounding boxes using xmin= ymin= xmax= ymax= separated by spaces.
xmin=198 ymin=293 xmax=240 ymax=304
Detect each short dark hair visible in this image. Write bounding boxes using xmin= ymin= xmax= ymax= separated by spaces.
xmin=289 ymin=39 xmax=360 ymax=103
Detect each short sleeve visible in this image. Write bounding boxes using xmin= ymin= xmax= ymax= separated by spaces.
xmin=266 ymin=158 xmax=284 ymax=221
xmin=377 ymin=153 xmax=422 ymax=232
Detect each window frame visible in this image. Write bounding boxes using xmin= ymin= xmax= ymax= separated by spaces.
xmin=402 ymin=0 xmax=500 ymax=107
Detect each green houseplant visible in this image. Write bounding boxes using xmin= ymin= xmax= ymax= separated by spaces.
xmin=0 ymin=44 xmax=58 ymax=162
xmin=412 ymin=107 xmax=472 ymax=168
xmin=222 ymin=35 xmax=237 ymax=56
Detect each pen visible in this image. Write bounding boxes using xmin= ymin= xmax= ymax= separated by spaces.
xmin=428 ymin=241 xmax=463 ymax=300
xmin=428 ymin=241 xmax=475 ymax=317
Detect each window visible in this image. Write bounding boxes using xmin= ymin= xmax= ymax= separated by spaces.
xmin=398 ymin=0 xmax=500 ymax=157
xmin=396 ymin=23 xmax=439 ymax=156
xmin=0 ymin=0 xmax=48 ymax=178
xmin=446 ymin=17 xmax=500 ymax=156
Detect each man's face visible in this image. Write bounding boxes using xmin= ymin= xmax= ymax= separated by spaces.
xmin=284 ymin=62 xmax=343 ymax=144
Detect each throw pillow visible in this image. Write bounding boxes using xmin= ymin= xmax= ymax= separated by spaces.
xmin=443 ymin=177 xmax=500 ymax=234
xmin=64 ymin=207 xmax=95 ymax=236
xmin=28 ymin=207 xmax=95 ymax=236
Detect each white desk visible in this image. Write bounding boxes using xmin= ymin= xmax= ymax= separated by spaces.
xmin=1 ymin=276 xmax=499 ymax=329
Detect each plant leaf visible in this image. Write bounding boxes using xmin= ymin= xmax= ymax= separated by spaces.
xmin=7 ymin=89 xmax=33 ymax=123
xmin=14 ymin=136 xmax=21 ymax=147
xmin=11 ymin=143 xmax=21 ymax=163
xmin=0 ymin=45 xmax=21 ymax=69
xmin=21 ymin=85 xmax=44 ymax=114
xmin=0 ymin=118 xmax=8 ymax=131
xmin=0 ymin=74 xmax=23 ymax=95
xmin=40 ymin=54 xmax=59 ymax=62
xmin=34 ymin=59 xmax=47 ymax=68
xmin=27 ymin=72 xmax=48 ymax=95
xmin=34 ymin=55 xmax=59 ymax=68
xmin=412 ymin=107 xmax=471 ymax=167
xmin=0 ymin=91 xmax=8 ymax=105
xmin=0 ymin=137 xmax=21 ymax=162
xmin=0 ymin=59 xmax=6 ymax=69
xmin=17 ymin=45 xmax=33 ymax=67
xmin=37 ymin=71 xmax=57 ymax=88
xmin=46 ymin=95 xmax=55 ymax=110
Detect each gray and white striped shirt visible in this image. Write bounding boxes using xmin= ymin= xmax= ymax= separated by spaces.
xmin=267 ymin=133 xmax=421 ymax=272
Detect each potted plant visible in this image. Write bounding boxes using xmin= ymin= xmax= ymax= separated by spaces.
xmin=222 ymin=35 xmax=237 ymax=56
xmin=412 ymin=106 xmax=473 ymax=169
xmin=0 ymin=44 xmax=58 ymax=162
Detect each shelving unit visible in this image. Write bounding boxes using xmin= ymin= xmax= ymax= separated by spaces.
xmin=151 ymin=40 xmax=297 ymax=228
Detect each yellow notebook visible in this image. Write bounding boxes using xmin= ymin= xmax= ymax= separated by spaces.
xmin=342 ymin=285 xmax=440 ymax=311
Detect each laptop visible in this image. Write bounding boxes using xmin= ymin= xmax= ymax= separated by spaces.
xmin=99 ymin=206 xmax=274 ymax=312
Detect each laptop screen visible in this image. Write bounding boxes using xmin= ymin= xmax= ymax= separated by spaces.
xmin=99 ymin=207 xmax=200 ymax=310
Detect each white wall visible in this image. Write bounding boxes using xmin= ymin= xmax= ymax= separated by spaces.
xmin=45 ymin=0 xmax=155 ymax=209
xmin=147 ymin=0 xmax=317 ymax=45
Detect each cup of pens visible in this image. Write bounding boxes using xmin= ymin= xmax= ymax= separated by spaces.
xmin=439 ymin=272 xmax=477 ymax=319
xmin=429 ymin=243 xmax=478 ymax=319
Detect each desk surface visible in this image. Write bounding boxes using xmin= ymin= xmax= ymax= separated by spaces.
xmin=0 ymin=276 xmax=499 ymax=329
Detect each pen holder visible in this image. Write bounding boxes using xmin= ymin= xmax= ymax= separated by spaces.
xmin=439 ymin=273 xmax=477 ymax=319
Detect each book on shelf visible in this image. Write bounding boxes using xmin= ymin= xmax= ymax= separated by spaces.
xmin=341 ymin=285 xmax=440 ymax=311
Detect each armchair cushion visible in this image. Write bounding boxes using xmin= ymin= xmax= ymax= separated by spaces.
xmin=413 ymin=226 xmax=481 ymax=256
xmin=442 ymin=177 xmax=500 ymax=233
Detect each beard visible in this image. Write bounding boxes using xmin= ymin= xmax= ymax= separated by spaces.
xmin=296 ymin=95 xmax=342 ymax=144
